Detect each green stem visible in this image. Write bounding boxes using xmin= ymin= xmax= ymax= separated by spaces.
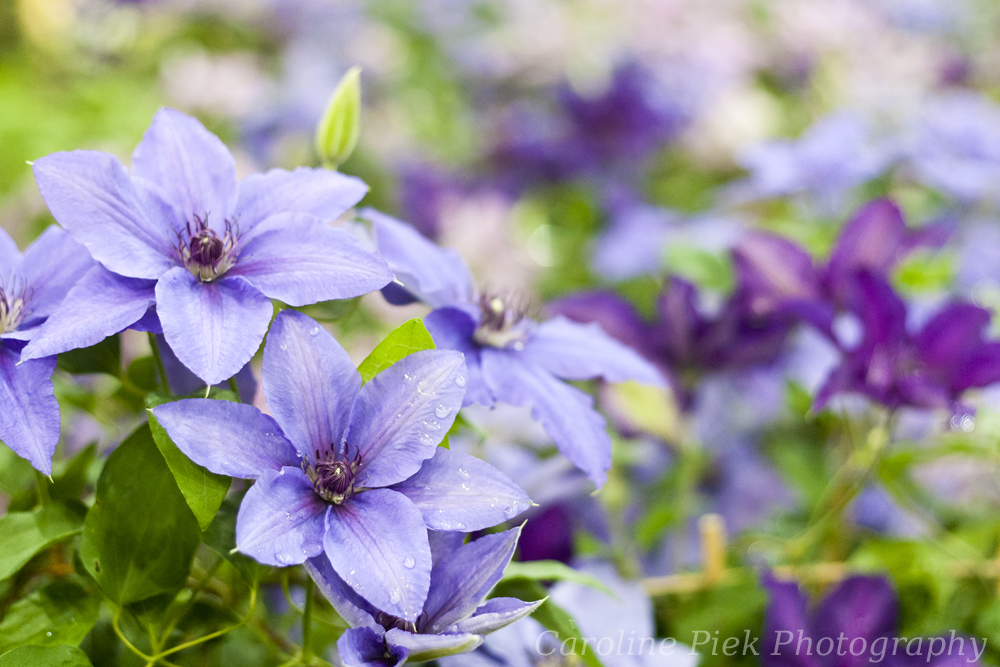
xmin=301 ymin=578 xmax=315 ymax=663
xmin=35 ymin=469 xmax=51 ymax=507
xmin=148 ymin=333 xmax=170 ymax=395
xmin=228 ymin=376 xmax=241 ymax=402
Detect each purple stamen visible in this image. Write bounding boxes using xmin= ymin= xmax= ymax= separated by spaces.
xmin=177 ymin=215 xmax=240 ymax=282
xmin=303 ymin=447 xmax=362 ymax=504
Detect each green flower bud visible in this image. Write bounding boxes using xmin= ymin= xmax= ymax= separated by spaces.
xmin=315 ymin=66 xmax=362 ymax=169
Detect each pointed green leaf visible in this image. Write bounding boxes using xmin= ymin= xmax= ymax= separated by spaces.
xmin=0 ymin=645 xmax=93 ymax=667
xmin=79 ymin=424 xmax=200 ymax=607
xmin=0 ymin=579 xmax=100 ymax=653
xmin=146 ymin=394 xmax=231 ymax=530
xmin=0 ymin=503 xmax=86 ymax=581
xmin=501 ymin=560 xmax=613 ymax=595
xmin=357 ymin=318 xmax=436 ymax=383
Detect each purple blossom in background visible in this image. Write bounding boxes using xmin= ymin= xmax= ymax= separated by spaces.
xmin=762 ymin=573 xmax=984 ymax=666
xmin=815 ymin=271 xmax=1000 ymax=411
xmin=0 ymin=226 xmax=94 ymax=473
xmin=25 ymin=108 xmax=392 ymax=385
xmin=315 ymin=527 xmax=541 ymax=666
xmin=735 ymin=113 xmax=895 ymax=213
xmin=153 ymin=310 xmax=530 ymax=621
xmin=368 ymin=209 xmax=666 ymax=487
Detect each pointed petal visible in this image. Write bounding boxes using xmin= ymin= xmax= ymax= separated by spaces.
xmin=0 ymin=344 xmax=59 ymax=475
xmin=366 ymin=208 xmax=476 ymax=309
xmin=423 ymin=527 xmax=521 ymax=633
xmin=914 ymin=303 xmax=991 ymax=376
xmin=452 ymin=598 xmax=544 ymax=636
xmin=235 ymin=167 xmax=368 ymax=231
xmin=424 ymin=307 xmax=494 ymax=407
xmin=429 ymin=531 xmax=466 ymax=569
xmin=481 ymin=349 xmax=610 ymax=488
xmin=152 ymin=399 xmax=299 ymax=478
xmin=390 ymin=448 xmax=531 ymax=531
xmin=230 ymin=213 xmax=392 ymax=307
xmin=520 ymin=316 xmax=665 ymax=386
xmin=19 ymin=226 xmax=94 ymax=321
xmin=826 ymin=199 xmax=907 ymax=301
xmin=385 ymin=629 xmax=482 ymax=662
xmin=349 ymin=350 xmax=466 ymax=488
xmin=304 ymin=555 xmax=379 ymax=629
xmin=156 ymin=268 xmax=272 ymax=385
xmin=733 ymin=231 xmax=821 ymax=315
xmin=20 ymin=265 xmax=156 ymax=361
xmin=236 ymin=467 xmax=328 ymax=566
xmin=0 ymin=226 xmax=20 ymax=269
xmin=263 ymin=310 xmax=360 ymax=457
xmin=338 ymin=627 xmax=407 ymax=667
xmin=131 ymin=108 xmax=238 ymax=225
xmin=324 ymin=489 xmax=431 ymax=622
xmin=157 ymin=334 xmax=257 ymax=402
xmin=547 ymin=290 xmax=650 ymax=356
xmin=32 ymin=151 xmax=175 ymax=279
xmin=812 ymin=576 xmax=897 ymax=651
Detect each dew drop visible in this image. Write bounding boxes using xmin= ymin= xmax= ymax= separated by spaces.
xmin=309 ymin=326 xmax=320 ymax=336
xmin=454 ymin=522 xmax=466 ymax=531
xmin=504 ymin=505 xmax=517 ymax=517
xmin=45 ymin=631 xmax=52 ymax=637
xmin=457 ymin=467 xmax=470 ymax=480
xmin=435 ymin=404 xmax=452 ymax=419
xmin=279 ymin=343 xmax=288 ymax=351
xmin=454 ymin=375 xmax=466 ymax=388
xmin=389 ymin=590 xmax=402 ymax=603
xmin=403 ymin=556 xmax=415 ymax=569
xmin=512 ymin=341 xmax=525 ymax=351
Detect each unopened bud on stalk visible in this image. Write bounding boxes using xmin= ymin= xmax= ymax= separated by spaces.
xmin=316 ymin=66 xmax=362 ymax=169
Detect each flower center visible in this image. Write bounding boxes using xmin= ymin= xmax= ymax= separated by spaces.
xmin=177 ymin=215 xmax=240 ymax=282
xmin=0 ymin=281 xmax=28 ymax=335
xmin=375 ymin=611 xmax=422 ymax=634
xmin=303 ymin=448 xmax=362 ymax=504
xmin=472 ymin=294 xmax=531 ymax=350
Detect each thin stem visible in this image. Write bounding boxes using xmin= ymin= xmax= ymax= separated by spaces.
xmin=35 ymin=470 xmax=51 ymax=507
xmin=301 ymin=578 xmax=315 ymax=663
xmin=158 ymin=556 xmax=225 ymax=646
xmin=148 ymin=333 xmax=171 ymax=395
xmin=112 ymin=611 xmax=155 ymax=663
xmin=152 ymin=586 xmax=258 ymax=661
xmin=228 ymin=376 xmax=241 ymax=402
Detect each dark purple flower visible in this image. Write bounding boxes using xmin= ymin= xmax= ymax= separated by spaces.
xmin=369 ymin=210 xmax=666 ymax=487
xmin=314 ymin=527 xmax=541 ymax=666
xmin=0 ymin=226 xmax=94 ymax=473
xmin=762 ymin=573 xmax=983 ymax=666
xmin=815 ymin=271 xmax=1000 ymax=411
xmin=24 ymin=108 xmax=392 ymax=385
xmin=152 ymin=309 xmax=530 ymax=621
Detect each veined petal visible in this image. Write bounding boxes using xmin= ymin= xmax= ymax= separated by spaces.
xmin=131 ymin=108 xmax=238 ymax=227
xmin=235 ymin=467 xmax=328 ymax=567
xmin=424 ymin=307 xmax=494 ymax=407
xmin=429 ymin=531 xmax=466 ymax=569
xmin=19 ymin=226 xmax=94 ymax=321
xmin=338 ymin=627 xmax=408 ymax=667
xmin=0 ymin=226 xmax=20 ymax=270
xmin=423 ymin=527 xmax=521 ymax=633
xmin=349 ymin=350 xmax=466 ymax=488
xmin=324 ymin=489 xmax=431 ymax=622
xmin=156 ymin=268 xmax=273 ymax=385
xmin=157 ymin=334 xmax=257 ymax=402
xmin=33 ymin=151 xmax=176 ymax=279
xmin=20 ymin=265 xmax=156 ymax=361
xmin=152 ymin=399 xmax=299 ymax=478
xmin=366 ymin=208 xmax=476 ymax=309
xmin=305 ymin=555 xmax=379 ymax=630
xmin=452 ymin=598 xmax=544 ymax=636
xmin=231 ymin=213 xmax=392 ymax=307
xmin=481 ymin=349 xmax=611 ymax=488
xmin=235 ymin=167 xmax=368 ymax=233
xmin=390 ymin=448 xmax=531 ymax=532
xmin=0 ymin=344 xmax=59 ymax=475
xmin=520 ymin=316 xmax=665 ymax=387
xmin=385 ymin=629 xmax=482 ymax=662
xmin=263 ymin=310 xmax=360 ymax=457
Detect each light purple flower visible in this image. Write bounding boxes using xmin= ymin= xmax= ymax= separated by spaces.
xmin=152 ymin=309 xmax=530 ymax=620
xmin=315 ymin=527 xmax=541 ymax=666
xmin=368 ymin=209 xmax=666 ymax=488
xmin=25 ymin=108 xmax=392 ymax=385
xmin=0 ymin=226 xmax=94 ymax=473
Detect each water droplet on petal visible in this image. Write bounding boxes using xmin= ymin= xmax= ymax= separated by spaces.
xmin=454 ymin=375 xmax=466 ymax=388
xmin=504 ymin=505 xmax=516 ymax=517
xmin=512 ymin=341 xmax=525 ymax=351
xmin=309 ymin=326 xmax=320 ymax=336
xmin=457 ymin=467 xmax=470 ymax=480
xmin=403 ymin=556 xmax=415 ymax=569
xmin=389 ymin=590 xmax=401 ymax=603
xmin=279 ymin=343 xmax=288 ymax=351
xmin=435 ymin=404 xmax=452 ymax=419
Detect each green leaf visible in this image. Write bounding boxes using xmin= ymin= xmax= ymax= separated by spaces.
xmin=315 ymin=65 xmax=362 ymax=168
xmin=79 ymin=424 xmax=200 ymax=607
xmin=0 ymin=579 xmax=100 ymax=653
xmin=357 ymin=318 xmax=436 ymax=383
xmin=296 ymin=297 xmax=359 ymax=322
xmin=490 ymin=579 xmax=605 ymax=667
xmin=0 ymin=503 xmax=86 ymax=581
xmin=56 ymin=336 xmax=120 ymax=376
xmin=501 ymin=560 xmax=613 ymax=596
xmin=146 ymin=394 xmax=231 ymax=530
xmin=202 ymin=492 xmax=266 ymax=586
xmin=0 ymin=644 xmax=93 ymax=667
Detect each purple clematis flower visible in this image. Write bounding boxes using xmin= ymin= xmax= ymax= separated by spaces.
xmin=815 ymin=271 xmax=1000 ymax=412
xmin=24 ymin=108 xmax=392 ymax=385
xmin=314 ymin=527 xmax=542 ymax=666
xmin=0 ymin=226 xmax=94 ymax=474
xmin=763 ymin=573 xmax=984 ymax=666
xmin=367 ymin=210 xmax=666 ymax=487
xmin=152 ymin=309 xmax=531 ymax=621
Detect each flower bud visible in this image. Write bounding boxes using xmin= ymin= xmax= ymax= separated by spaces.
xmin=315 ymin=66 xmax=362 ymax=169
